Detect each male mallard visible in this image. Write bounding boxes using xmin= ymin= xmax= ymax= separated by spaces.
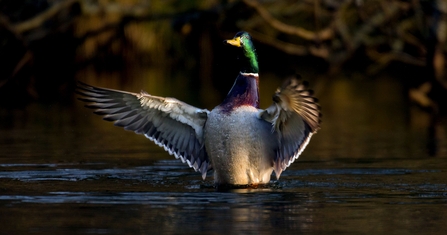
xmin=77 ymin=31 xmax=321 ymax=186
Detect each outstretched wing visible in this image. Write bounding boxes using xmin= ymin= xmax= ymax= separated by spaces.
xmin=77 ymin=82 xmax=211 ymax=179
xmin=259 ymin=77 xmax=321 ymax=178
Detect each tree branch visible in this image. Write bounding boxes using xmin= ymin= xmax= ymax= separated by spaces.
xmin=243 ymin=0 xmax=334 ymax=41
xmin=13 ymin=0 xmax=80 ymax=34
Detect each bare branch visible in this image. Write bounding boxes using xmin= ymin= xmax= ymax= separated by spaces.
xmin=366 ymin=49 xmax=425 ymax=74
xmin=247 ymin=29 xmax=330 ymax=59
xmin=13 ymin=0 xmax=80 ymax=34
xmin=243 ymin=0 xmax=334 ymax=41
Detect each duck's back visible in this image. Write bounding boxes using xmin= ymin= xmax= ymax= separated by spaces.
xmin=204 ymin=105 xmax=275 ymax=185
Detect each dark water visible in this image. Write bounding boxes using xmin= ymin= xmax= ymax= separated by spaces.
xmin=1 ymin=69 xmax=447 ymax=234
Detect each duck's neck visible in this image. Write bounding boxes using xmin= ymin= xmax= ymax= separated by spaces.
xmin=221 ymin=72 xmax=260 ymax=112
xmin=240 ymin=43 xmax=259 ymax=74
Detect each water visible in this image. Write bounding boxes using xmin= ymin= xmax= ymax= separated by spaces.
xmin=1 ymin=70 xmax=447 ymax=234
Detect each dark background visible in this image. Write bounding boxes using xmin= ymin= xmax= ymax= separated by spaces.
xmin=0 ymin=1 xmax=447 ymax=234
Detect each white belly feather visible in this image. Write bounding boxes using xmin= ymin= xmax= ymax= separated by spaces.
xmin=204 ymin=105 xmax=275 ymax=185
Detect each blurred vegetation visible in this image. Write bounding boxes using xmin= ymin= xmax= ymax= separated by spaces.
xmin=0 ymin=0 xmax=446 ymax=109
xmin=0 ymin=0 xmax=446 ymax=156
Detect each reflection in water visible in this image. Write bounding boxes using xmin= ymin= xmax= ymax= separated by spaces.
xmin=1 ymin=155 xmax=447 ymax=234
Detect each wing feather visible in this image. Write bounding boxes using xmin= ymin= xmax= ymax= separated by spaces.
xmin=259 ymin=77 xmax=321 ymax=178
xmin=77 ymin=82 xmax=212 ymax=178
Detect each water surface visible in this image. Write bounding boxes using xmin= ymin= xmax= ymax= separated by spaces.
xmin=1 ymin=71 xmax=446 ymax=235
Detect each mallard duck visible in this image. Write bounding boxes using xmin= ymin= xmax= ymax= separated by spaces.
xmin=77 ymin=31 xmax=321 ymax=186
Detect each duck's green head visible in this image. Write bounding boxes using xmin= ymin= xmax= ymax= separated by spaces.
xmin=224 ymin=31 xmax=259 ymax=74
